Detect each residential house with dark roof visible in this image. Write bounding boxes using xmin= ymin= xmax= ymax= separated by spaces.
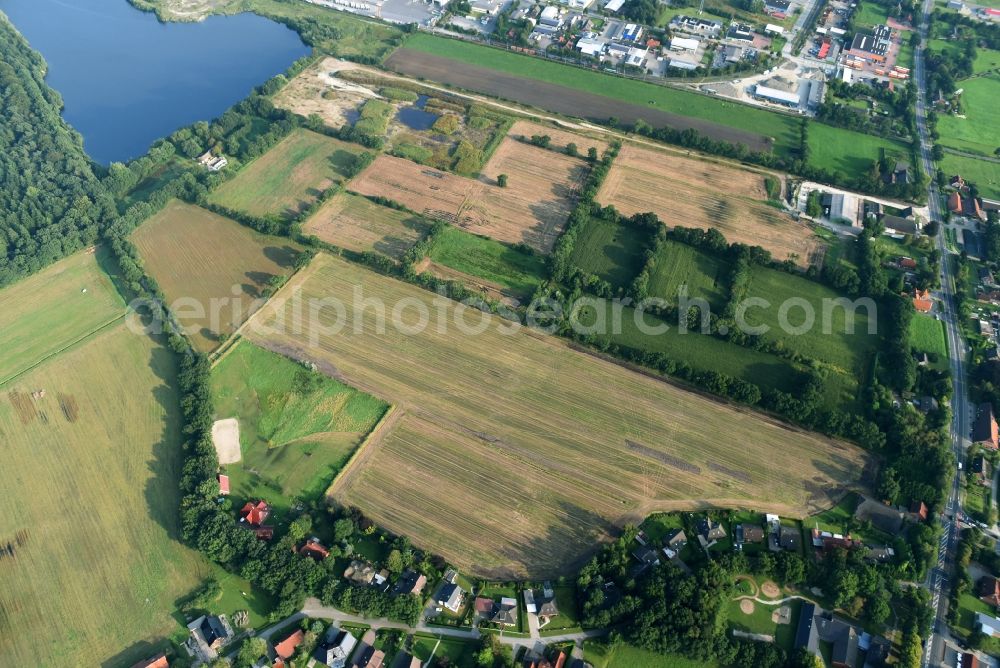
xmin=854 ymin=496 xmax=904 ymax=534
xmin=908 ymin=500 xmax=928 ymax=522
xmin=392 ymin=569 xmax=427 ymax=597
xmin=974 ymin=403 xmax=1000 ymax=449
xmin=779 ymin=525 xmax=800 ymax=551
xmin=816 ymin=615 xmax=859 ymax=668
xmin=665 ymin=529 xmax=688 ymax=548
xmin=632 ymin=545 xmax=661 ymax=567
xmin=979 ymin=575 xmax=1000 ymax=607
xmin=315 ymin=628 xmax=357 ymax=668
xmin=352 ymin=645 xmax=385 ymax=668
xmin=492 ymin=597 xmax=519 ymax=626
xmin=737 ymin=524 xmax=765 ymax=544
xmin=186 ymin=615 xmax=234 ymax=661
xmin=538 ymin=594 xmax=559 ymax=619
xmin=436 ymin=582 xmax=465 ymax=613
xmin=696 ymin=518 xmax=727 ymax=547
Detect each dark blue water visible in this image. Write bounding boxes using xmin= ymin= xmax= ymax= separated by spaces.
xmin=396 ymin=94 xmax=439 ymax=131
xmin=1 ymin=0 xmax=309 ymax=164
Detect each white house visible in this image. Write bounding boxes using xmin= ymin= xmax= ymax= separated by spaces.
xmin=576 ymin=36 xmax=607 ymax=56
xmin=670 ymin=36 xmax=700 ymax=51
xmin=765 ymin=23 xmax=784 ymax=34
xmin=978 ymin=613 xmax=1000 ymax=638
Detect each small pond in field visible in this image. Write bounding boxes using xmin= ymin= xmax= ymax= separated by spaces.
xmin=396 ymin=94 xmax=439 ymax=131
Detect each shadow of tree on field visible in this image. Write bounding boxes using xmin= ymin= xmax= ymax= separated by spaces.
xmin=262 ymin=245 xmax=300 ymax=269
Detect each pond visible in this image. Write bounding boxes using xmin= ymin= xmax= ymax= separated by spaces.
xmin=1 ymin=0 xmax=309 ymax=164
xmin=396 ymin=94 xmax=439 ymax=131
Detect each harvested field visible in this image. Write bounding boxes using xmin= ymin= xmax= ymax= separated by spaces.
xmin=0 ymin=248 xmax=126 ymax=385
xmin=303 ymin=192 xmax=430 ymax=258
xmin=349 ymin=146 xmax=587 ymax=253
xmin=0 ymin=325 xmax=209 ymax=667
xmin=208 ymin=129 xmax=364 ymax=219
xmin=385 ymin=48 xmax=775 ymax=153
xmin=132 ymin=200 xmax=304 ymax=352
xmin=597 ymin=145 xmax=823 ymax=268
xmin=245 ymin=254 xmax=872 ymax=577
xmin=508 ymin=120 xmax=609 ymax=156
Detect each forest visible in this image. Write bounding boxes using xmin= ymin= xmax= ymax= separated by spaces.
xmin=0 ymin=16 xmax=117 ymax=289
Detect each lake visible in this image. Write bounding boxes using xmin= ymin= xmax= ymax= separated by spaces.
xmin=0 ymin=0 xmax=309 ymax=164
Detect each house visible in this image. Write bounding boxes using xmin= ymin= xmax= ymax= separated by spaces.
xmin=951 ymin=174 xmax=967 ymax=190
xmin=669 ymin=15 xmax=722 ymax=37
xmin=916 ymin=395 xmax=939 ymax=413
xmin=908 ymin=500 xmax=929 ymax=522
xmin=316 ymin=628 xmax=357 ymax=668
xmin=882 ymin=214 xmax=918 ymax=235
xmin=474 ymin=596 xmax=496 ymax=617
xmin=866 ymin=545 xmax=895 ymax=563
xmin=793 ymin=602 xmax=817 ymax=650
xmin=723 ymin=44 xmax=744 ymax=63
xmin=976 ymin=612 xmax=1000 ymax=637
xmin=218 ymin=474 xmax=230 ymax=496
xmin=353 ymin=646 xmax=385 ymax=668
xmin=187 ymin=615 xmax=234 ymax=660
xmin=274 ymin=629 xmax=304 ymax=661
xmin=737 ymin=524 xmax=765 ymax=544
xmin=300 ymin=537 xmax=330 ymax=561
xmin=899 ymin=256 xmax=917 ymax=269
xmin=765 ymin=23 xmax=785 ymax=34
xmin=538 ymin=5 xmax=562 ymax=27
xmin=665 ymin=529 xmax=687 ymax=549
xmin=239 ymin=500 xmax=273 ymax=539
xmin=436 ymin=582 xmax=464 ymax=613
xmin=727 ymin=23 xmax=755 ymax=42
xmin=913 ymin=288 xmax=933 ymax=313
xmin=974 ymin=402 xmax=1000 ymax=450
xmin=960 ymin=653 xmax=981 ymax=668
xmin=670 ymin=36 xmax=700 ymax=51
xmin=973 ymin=455 xmax=992 ymax=485
xmin=632 ymin=545 xmax=661 ymax=567
xmin=392 ymin=569 xmax=427 ymax=596
xmin=765 ymin=0 xmax=790 ymax=13
xmin=854 ymin=496 xmax=904 ymax=534
xmin=576 ymin=36 xmax=607 ymax=56
xmin=492 ymin=597 xmax=519 ymax=626
xmin=779 ymin=525 xmax=800 ymax=551
xmin=344 ymin=560 xmax=378 ymax=586
xmin=696 ymin=518 xmax=727 ymax=548
xmin=538 ymin=594 xmax=559 ymax=618
xmin=130 ymin=654 xmax=169 ymax=668
xmin=815 ymin=615 xmax=859 ymax=668
xmin=978 ymin=576 xmax=1000 ymax=606
xmin=524 ymin=588 xmax=537 ymax=613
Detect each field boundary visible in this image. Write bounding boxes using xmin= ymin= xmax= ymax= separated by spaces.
xmin=325 ymin=404 xmax=400 ymax=498
xmin=0 ymin=313 xmax=127 ymax=388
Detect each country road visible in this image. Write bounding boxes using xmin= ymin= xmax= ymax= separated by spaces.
xmin=913 ymin=0 xmax=974 ymax=663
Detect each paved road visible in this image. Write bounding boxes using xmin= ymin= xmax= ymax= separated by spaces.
xmin=912 ymin=0 xmax=975 ymax=663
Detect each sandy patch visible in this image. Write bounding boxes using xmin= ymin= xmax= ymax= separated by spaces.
xmin=212 ymin=418 xmax=242 ymax=464
xmin=760 ymin=581 xmax=781 ymax=598
xmin=739 ymin=599 xmax=755 ymax=615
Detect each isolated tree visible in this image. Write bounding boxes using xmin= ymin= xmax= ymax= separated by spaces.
xmin=566 ymin=142 xmax=578 ymax=157
xmin=587 ymin=146 xmax=599 ymax=162
xmin=497 ymin=173 xmax=508 ymax=188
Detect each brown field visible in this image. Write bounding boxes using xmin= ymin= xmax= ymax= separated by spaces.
xmin=303 ymin=192 xmax=430 ymax=258
xmin=597 ymin=144 xmax=823 ymax=267
xmin=245 ymin=253 xmax=871 ymax=577
xmin=273 ymin=57 xmax=381 ymax=130
xmin=508 ymin=120 xmax=609 ymax=156
xmin=348 ymin=142 xmax=586 ymax=253
xmin=132 ymin=200 xmax=303 ymax=352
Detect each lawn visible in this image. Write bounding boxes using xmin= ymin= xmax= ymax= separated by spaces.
xmin=646 ymin=240 xmax=730 ymax=310
xmin=808 ymin=492 xmax=860 ymax=534
xmin=411 ymin=634 xmax=478 ymax=667
xmin=909 ymin=313 xmax=948 ymax=358
xmin=584 ymin=641 xmax=718 ymax=668
xmin=965 ymin=482 xmax=991 ymax=523
xmin=426 ymin=225 xmax=547 ymax=299
xmin=806 ymin=122 xmax=912 ymax=180
xmin=211 ymin=341 xmax=388 ymax=511
xmin=573 ymin=298 xmax=807 ymax=398
xmin=538 ymin=585 xmax=582 ymax=633
xmin=853 ymin=0 xmax=890 ymax=29
xmin=132 ymin=200 xmax=304 ymax=352
xmin=0 ymin=324 xmax=211 ymax=667
xmin=938 ymin=152 xmax=1000 ymax=200
xmin=726 ymin=597 xmax=803 ymax=651
xmin=247 ymin=253 xmax=872 ymax=577
xmin=937 ymin=74 xmax=1000 ymax=157
xmin=396 ymin=33 xmax=802 ymax=157
xmin=742 ymin=265 xmax=880 ymax=408
xmin=209 ymin=129 xmax=365 ymax=220
xmin=0 ymin=247 xmax=126 ymax=384
xmin=570 ymin=215 xmax=650 ymax=289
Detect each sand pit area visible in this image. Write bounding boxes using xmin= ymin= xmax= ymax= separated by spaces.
xmin=212 ymin=418 xmax=242 ymax=464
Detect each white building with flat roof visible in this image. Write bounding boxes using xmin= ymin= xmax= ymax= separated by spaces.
xmin=670 ymin=36 xmax=700 ymax=51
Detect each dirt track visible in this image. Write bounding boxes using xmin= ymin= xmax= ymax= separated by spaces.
xmin=385 ymin=49 xmax=772 ymax=153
